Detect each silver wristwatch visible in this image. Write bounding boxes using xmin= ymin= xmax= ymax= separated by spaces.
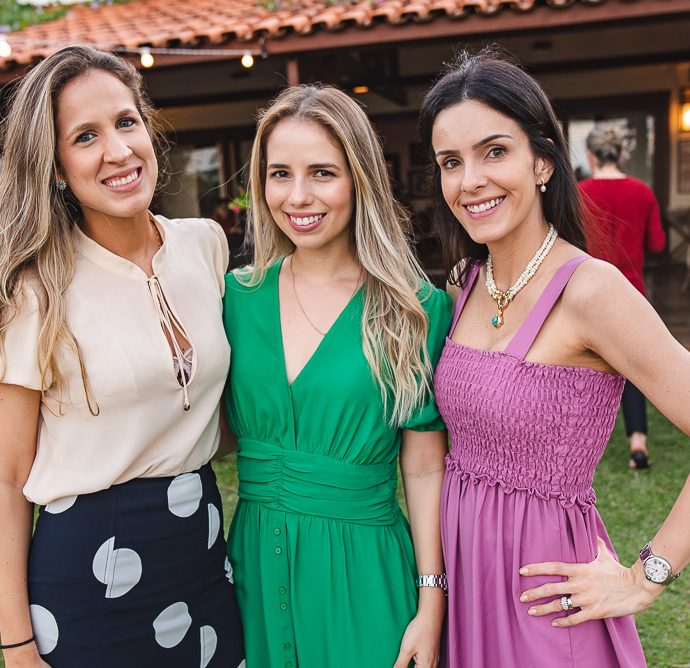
xmin=416 ymin=573 xmax=447 ymax=591
xmin=639 ymin=542 xmax=681 ymax=585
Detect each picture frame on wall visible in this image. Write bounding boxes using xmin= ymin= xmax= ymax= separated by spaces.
xmin=408 ymin=168 xmax=432 ymax=198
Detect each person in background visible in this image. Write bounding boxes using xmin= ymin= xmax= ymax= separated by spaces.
xmin=419 ymin=49 xmax=689 ymax=667
xmin=223 ymin=84 xmax=450 ymax=667
xmin=0 ymin=46 xmax=244 ymax=666
xmin=579 ymin=127 xmax=666 ymax=469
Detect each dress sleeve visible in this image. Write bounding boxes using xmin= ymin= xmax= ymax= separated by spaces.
xmin=401 ymin=284 xmax=453 ymax=432
xmin=205 ymin=218 xmax=230 ymax=296
xmin=1 ymin=284 xmax=48 ymax=391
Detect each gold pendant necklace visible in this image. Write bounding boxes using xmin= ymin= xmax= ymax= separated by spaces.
xmin=290 ymin=255 xmax=361 ymax=337
xmin=484 ymin=224 xmax=557 ymax=329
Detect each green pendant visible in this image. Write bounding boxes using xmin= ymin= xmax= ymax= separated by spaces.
xmin=492 ymin=313 xmax=504 ymax=329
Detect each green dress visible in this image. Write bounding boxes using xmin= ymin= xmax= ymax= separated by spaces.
xmin=224 ymin=259 xmax=452 ymax=667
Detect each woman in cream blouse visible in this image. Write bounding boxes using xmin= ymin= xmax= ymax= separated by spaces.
xmin=0 ymin=46 xmax=244 ymax=666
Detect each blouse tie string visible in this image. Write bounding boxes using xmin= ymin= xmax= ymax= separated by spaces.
xmin=147 ymin=276 xmax=192 ymax=411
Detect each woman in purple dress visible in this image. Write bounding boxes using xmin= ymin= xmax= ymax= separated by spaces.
xmin=418 ymin=50 xmax=690 ymax=667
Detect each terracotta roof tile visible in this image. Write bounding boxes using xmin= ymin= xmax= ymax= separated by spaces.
xmin=0 ymin=0 xmax=654 ymax=71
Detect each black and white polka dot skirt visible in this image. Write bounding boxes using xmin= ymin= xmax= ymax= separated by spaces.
xmin=28 ymin=463 xmax=245 ymax=667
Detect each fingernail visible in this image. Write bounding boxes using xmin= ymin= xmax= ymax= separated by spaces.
xmin=519 ymin=567 xmax=528 ymax=575
xmin=528 ymin=608 xmax=536 ymax=616
xmin=552 ymin=621 xmax=559 ymax=627
xmin=519 ymin=594 xmax=527 ymax=602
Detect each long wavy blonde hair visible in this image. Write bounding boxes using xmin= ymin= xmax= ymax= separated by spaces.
xmin=0 ymin=45 xmax=166 ymax=413
xmin=245 ymin=84 xmax=433 ymax=426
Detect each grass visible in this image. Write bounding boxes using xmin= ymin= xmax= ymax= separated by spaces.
xmin=591 ymin=407 xmax=690 ymax=668
xmin=4 ymin=406 xmax=686 ymax=667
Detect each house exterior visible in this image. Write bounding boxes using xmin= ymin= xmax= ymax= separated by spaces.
xmin=2 ymin=0 xmax=690 ymax=273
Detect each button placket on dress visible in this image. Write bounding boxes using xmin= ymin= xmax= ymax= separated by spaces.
xmin=275 ymin=382 xmax=298 ymax=666
xmin=267 ymin=509 xmax=296 ymax=665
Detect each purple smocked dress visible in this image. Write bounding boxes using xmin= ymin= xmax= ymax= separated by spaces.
xmin=435 ymin=257 xmax=647 ymax=667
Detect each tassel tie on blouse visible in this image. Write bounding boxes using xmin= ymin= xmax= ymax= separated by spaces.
xmin=147 ymin=276 xmax=192 ymax=411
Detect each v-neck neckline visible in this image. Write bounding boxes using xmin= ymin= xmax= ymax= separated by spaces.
xmin=274 ymin=257 xmax=363 ymax=388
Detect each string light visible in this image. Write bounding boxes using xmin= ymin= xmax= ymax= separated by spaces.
xmin=0 ymin=35 xmax=268 ymax=68
xmin=140 ymin=47 xmax=154 ymax=68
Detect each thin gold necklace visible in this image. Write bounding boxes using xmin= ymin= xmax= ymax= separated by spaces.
xmin=289 ymin=255 xmax=361 ymax=337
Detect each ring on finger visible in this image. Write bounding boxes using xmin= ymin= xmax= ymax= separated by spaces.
xmin=560 ymin=595 xmax=574 ymax=611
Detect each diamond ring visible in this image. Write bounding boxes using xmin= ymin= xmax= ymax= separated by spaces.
xmin=560 ymin=595 xmax=574 ymax=611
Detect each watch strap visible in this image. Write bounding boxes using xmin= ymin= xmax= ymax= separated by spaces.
xmin=416 ymin=573 xmax=448 ymax=591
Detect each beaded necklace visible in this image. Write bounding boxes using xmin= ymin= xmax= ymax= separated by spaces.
xmin=485 ymin=224 xmax=558 ymax=328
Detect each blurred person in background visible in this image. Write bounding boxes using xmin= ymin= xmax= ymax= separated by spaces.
xmin=579 ymin=126 xmax=666 ymax=469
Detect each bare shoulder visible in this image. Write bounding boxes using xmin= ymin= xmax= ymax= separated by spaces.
xmin=561 ymin=257 xmax=634 ymax=314
xmin=560 ymin=257 xmax=652 ymax=354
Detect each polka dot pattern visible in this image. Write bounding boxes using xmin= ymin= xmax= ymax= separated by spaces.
xmin=153 ymin=602 xmax=192 ymax=649
xmin=224 ymin=557 xmax=234 ymax=584
xmin=29 ymin=464 xmax=244 ymax=664
xmin=30 ymin=604 xmax=59 ymax=655
xmin=167 ymin=473 xmax=203 ymax=518
xmin=200 ymin=625 xmax=218 ymax=667
xmin=92 ymin=536 xmax=142 ymax=598
xmin=45 ymin=495 xmax=78 ymax=514
xmin=207 ymin=503 xmax=220 ymax=549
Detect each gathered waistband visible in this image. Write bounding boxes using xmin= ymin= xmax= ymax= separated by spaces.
xmin=237 ymin=439 xmax=400 ymax=525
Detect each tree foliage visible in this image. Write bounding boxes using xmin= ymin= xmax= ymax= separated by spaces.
xmin=0 ymin=1 xmax=130 ymax=32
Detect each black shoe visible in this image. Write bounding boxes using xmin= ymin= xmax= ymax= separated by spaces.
xmin=630 ymin=450 xmax=651 ymax=469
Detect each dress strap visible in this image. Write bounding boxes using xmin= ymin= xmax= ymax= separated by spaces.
xmin=504 ymin=255 xmax=590 ymax=360
xmin=449 ymin=262 xmax=480 ymax=335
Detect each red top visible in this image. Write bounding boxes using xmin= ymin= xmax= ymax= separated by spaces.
xmin=579 ymin=176 xmax=665 ymax=296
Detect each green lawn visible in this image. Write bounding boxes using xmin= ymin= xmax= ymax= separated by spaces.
xmin=4 ymin=406 xmax=687 ymax=667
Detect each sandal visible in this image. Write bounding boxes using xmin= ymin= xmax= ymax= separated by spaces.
xmin=629 ymin=450 xmax=651 ymax=469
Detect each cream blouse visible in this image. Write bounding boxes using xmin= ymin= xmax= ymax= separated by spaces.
xmin=2 ymin=216 xmax=230 ymax=506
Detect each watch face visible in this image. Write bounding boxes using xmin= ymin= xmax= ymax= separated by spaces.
xmin=644 ymin=556 xmax=671 ymax=583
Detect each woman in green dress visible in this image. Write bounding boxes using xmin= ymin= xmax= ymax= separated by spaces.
xmin=223 ymin=85 xmax=451 ymax=667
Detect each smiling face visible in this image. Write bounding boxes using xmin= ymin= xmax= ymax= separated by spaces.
xmin=56 ymin=69 xmax=158 ymax=230
xmin=264 ymin=117 xmax=354 ymax=255
xmin=431 ymin=99 xmax=552 ymax=247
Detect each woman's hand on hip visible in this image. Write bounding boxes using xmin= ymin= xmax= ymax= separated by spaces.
xmin=518 ymin=536 xmax=663 ymax=627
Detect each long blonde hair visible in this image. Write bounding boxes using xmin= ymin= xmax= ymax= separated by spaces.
xmin=0 ymin=45 xmax=166 ymax=413
xmin=245 ymin=84 xmax=432 ymax=426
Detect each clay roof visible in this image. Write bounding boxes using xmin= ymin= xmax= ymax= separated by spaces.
xmin=1 ymin=0 xmax=687 ymax=72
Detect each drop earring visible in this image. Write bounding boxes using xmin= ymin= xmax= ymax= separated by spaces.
xmin=539 ymin=178 xmax=547 ymax=193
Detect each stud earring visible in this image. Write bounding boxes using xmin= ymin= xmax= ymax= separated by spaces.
xmin=56 ymin=177 xmax=67 ymax=192
xmin=539 ymin=178 xmax=547 ymax=193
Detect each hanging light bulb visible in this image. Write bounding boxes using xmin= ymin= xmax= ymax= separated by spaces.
xmin=241 ymin=52 xmax=254 ymax=69
xmin=0 ymin=35 xmax=11 ymax=59
xmin=140 ymin=47 xmax=154 ymax=69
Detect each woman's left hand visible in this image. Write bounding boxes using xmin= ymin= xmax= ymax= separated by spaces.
xmin=519 ymin=537 xmax=663 ymax=627
xmin=392 ymin=610 xmax=442 ymax=668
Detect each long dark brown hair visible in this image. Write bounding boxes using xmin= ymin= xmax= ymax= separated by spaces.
xmin=418 ymin=48 xmax=586 ymax=286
